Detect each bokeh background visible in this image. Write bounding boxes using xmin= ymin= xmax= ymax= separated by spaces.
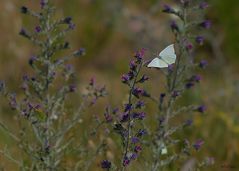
xmin=0 ymin=0 xmax=239 ymax=170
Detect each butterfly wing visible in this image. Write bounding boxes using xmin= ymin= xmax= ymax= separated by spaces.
xmin=159 ymin=44 xmax=176 ymax=65
xmin=147 ymin=58 xmax=168 ymax=68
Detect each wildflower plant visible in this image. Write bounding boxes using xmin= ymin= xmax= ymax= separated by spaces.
xmin=146 ymin=0 xmax=212 ymax=170
xmin=0 ymin=0 xmax=106 ymax=170
xmin=0 ymin=0 xmax=214 ymax=171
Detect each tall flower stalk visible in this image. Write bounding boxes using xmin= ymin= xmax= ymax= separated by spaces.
xmin=147 ymin=1 xmax=211 ymax=170
xmin=0 ymin=1 xmax=105 ymax=170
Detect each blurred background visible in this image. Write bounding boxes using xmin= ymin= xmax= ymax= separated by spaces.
xmin=0 ymin=0 xmax=239 ymax=170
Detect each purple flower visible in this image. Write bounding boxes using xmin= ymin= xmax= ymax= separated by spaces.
xmin=193 ymin=139 xmax=204 ymax=150
xmin=21 ymin=6 xmax=28 ymax=14
xmin=199 ymin=2 xmax=209 ymax=9
xmin=195 ymin=36 xmax=204 ymax=45
xmin=129 ymin=60 xmax=137 ymax=71
xmin=122 ymin=74 xmax=130 ymax=83
xmin=131 ymin=137 xmax=139 ymax=143
xmin=134 ymin=145 xmax=142 ymax=153
xmin=112 ymin=108 xmax=119 ymax=114
xmin=35 ymin=26 xmax=41 ymax=33
xmin=132 ymin=88 xmax=144 ymax=98
xmin=101 ymin=160 xmax=111 ymax=169
xmin=138 ymin=75 xmax=149 ymax=83
xmin=132 ymin=112 xmax=146 ymax=120
xmin=123 ymin=158 xmax=130 ymax=166
xmin=191 ymin=75 xmax=202 ymax=82
xmin=162 ymin=4 xmax=174 ymax=13
xmin=199 ymin=60 xmax=208 ymax=68
xmin=137 ymin=129 xmax=147 ymax=137
xmin=124 ymin=103 xmax=132 ymax=112
xmin=170 ymin=21 xmax=179 ymax=32
xmin=130 ymin=153 xmax=138 ymax=160
xmin=186 ymin=43 xmax=193 ymax=51
xmin=135 ymin=100 xmax=144 ymax=109
xmin=121 ymin=113 xmax=129 ymax=122
xmin=135 ymin=48 xmax=145 ymax=62
xmin=200 ymin=20 xmax=211 ymax=29
xmin=197 ymin=105 xmax=206 ymax=113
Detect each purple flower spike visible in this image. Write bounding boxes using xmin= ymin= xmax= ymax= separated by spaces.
xmin=200 ymin=20 xmax=211 ymax=29
xmin=101 ymin=160 xmax=111 ymax=169
xmin=193 ymin=139 xmax=204 ymax=151
xmin=195 ymin=36 xmax=204 ymax=45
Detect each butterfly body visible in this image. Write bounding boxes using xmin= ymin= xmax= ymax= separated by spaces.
xmin=147 ymin=44 xmax=176 ymax=68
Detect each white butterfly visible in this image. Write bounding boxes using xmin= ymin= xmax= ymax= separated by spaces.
xmin=147 ymin=44 xmax=176 ymax=68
